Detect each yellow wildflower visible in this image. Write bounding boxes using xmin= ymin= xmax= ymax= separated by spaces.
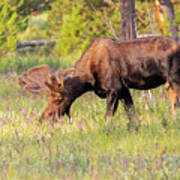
xmin=158 ymin=149 xmax=163 ymax=157
xmin=7 ymin=169 xmax=16 ymax=176
xmin=162 ymin=160 xmax=166 ymax=167
xmin=129 ymin=162 xmax=134 ymax=168
xmin=92 ymin=160 xmax=97 ymax=167
xmin=59 ymin=168 xmax=64 ymax=173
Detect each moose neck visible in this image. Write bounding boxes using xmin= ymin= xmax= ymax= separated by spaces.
xmin=64 ymin=76 xmax=92 ymax=103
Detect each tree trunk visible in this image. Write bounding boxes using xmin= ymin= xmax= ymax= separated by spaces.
xmin=155 ymin=0 xmax=178 ymax=40
xmin=120 ymin=0 xmax=137 ymax=40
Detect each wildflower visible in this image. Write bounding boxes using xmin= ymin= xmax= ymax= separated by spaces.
xmin=3 ymin=160 xmax=6 ymax=165
xmin=121 ymin=156 xmax=125 ymax=163
xmin=10 ymin=67 xmax=14 ymax=73
xmin=23 ymin=108 xmax=27 ymax=116
xmin=129 ymin=161 xmax=134 ymax=168
xmin=74 ymin=166 xmax=78 ymax=172
xmin=151 ymin=162 xmax=156 ymax=168
xmin=59 ymin=168 xmax=64 ymax=173
xmin=92 ymin=160 xmax=97 ymax=167
xmin=77 ymin=121 xmax=82 ymax=131
xmin=6 ymin=72 xmax=10 ymax=79
xmin=41 ymin=135 xmax=46 ymax=143
xmin=93 ymin=154 xmax=97 ymax=160
xmin=55 ymin=161 xmax=59 ymax=169
xmin=32 ymin=110 xmax=37 ymax=116
xmin=60 ymin=116 xmax=64 ymax=124
xmin=91 ymin=166 xmax=94 ymax=177
xmin=162 ymin=160 xmax=166 ymax=167
xmin=7 ymin=169 xmax=16 ymax=176
xmin=158 ymin=149 xmax=163 ymax=157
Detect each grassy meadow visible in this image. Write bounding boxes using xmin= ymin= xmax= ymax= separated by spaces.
xmin=0 ymin=55 xmax=180 ymax=180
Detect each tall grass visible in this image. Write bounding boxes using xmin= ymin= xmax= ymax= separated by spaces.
xmin=0 ymin=56 xmax=180 ymax=179
xmin=0 ymin=52 xmax=77 ymax=74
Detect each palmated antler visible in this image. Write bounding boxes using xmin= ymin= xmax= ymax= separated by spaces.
xmin=18 ymin=65 xmax=50 ymax=95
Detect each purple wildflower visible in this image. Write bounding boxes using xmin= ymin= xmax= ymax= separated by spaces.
xmin=91 ymin=166 xmax=94 ymax=177
xmin=74 ymin=165 xmax=78 ymax=173
xmin=32 ymin=110 xmax=36 ymax=116
xmin=6 ymin=72 xmax=10 ymax=79
xmin=41 ymin=135 xmax=46 ymax=143
xmin=23 ymin=108 xmax=27 ymax=116
xmin=56 ymin=160 xmax=59 ymax=169
xmin=3 ymin=160 xmax=6 ymax=166
xmin=10 ymin=67 xmax=14 ymax=73
xmin=77 ymin=121 xmax=82 ymax=131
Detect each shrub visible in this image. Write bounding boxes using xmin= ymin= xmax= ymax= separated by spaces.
xmin=0 ymin=0 xmax=27 ymax=54
xmin=49 ymin=0 xmax=121 ymax=57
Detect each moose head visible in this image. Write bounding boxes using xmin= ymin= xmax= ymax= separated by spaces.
xmin=18 ymin=65 xmax=75 ymax=123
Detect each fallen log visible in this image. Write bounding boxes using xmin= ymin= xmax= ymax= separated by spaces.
xmin=16 ymin=39 xmax=56 ymax=52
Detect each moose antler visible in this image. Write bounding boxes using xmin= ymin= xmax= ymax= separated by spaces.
xmin=39 ymin=68 xmax=75 ymax=123
xmin=18 ymin=65 xmax=75 ymax=123
xmin=18 ymin=65 xmax=50 ymax=95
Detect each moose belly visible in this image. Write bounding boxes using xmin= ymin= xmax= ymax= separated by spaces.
xmin=124 ymin=74 xmax=166 ymax=90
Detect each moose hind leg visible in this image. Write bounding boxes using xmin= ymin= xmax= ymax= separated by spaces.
xmin=119 ymin=87 xmax=135 ymax=118
xmin=105 ymin=90 xmax=119 ymax=123
xmin=165 ymin=82 xmax=179 ymax=115
xmin=167 ymin=56 xmax=180 ymax=114
xmin=119 ymin=87 xmax=137 ymax=129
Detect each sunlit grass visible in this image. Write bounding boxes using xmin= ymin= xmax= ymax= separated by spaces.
xmin=0 ymin=71 xmax=180 ymax=179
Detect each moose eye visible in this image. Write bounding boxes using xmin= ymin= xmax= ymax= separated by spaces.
xmin=56 ymin=98 xmax=63 ymax=105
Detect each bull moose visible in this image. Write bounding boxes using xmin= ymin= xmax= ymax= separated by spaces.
xmin=18 ymin=36 xmax=180 ymax=125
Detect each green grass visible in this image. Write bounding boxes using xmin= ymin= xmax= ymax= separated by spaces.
xmin=0 ymin=59 xmax=180 ymax=179
xmin=0 ymin=53 xmax=74 ymax=74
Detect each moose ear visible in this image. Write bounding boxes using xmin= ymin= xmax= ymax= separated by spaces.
xmin=60 ymin=67 xmax=75 ymax=79
xmin=18 ymin=65 xmax=50 ymax=95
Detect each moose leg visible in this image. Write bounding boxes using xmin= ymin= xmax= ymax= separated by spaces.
xmin=165 ymin=82 xmax=179 ymax=115
xmin=119 ymin=87 xmax=135 ymax=120
xmin=119 ymin=87 xmax=138 ymax=130
xmin=105 ymin=90 xmax=119 ymax=123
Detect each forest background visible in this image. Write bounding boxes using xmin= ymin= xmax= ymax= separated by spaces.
xmin=0 ymin=0 xmax=180 ymax=69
